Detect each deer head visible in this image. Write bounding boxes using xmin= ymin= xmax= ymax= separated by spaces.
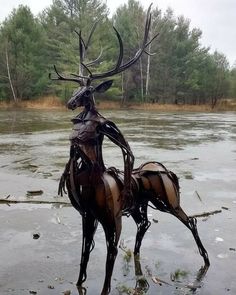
xmin=49 ymin=4 xmax=158 ymax=111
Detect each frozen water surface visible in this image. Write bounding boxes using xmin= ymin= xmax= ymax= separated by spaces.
xmin=0 ymin=109 xmax=236 ymax=294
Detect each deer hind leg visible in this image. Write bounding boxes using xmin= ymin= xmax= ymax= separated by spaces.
xmin=131 ymin=203 xmax=151 ymax=257
xmin=142 ymin=170 xmax=210 ymax=267
xmin=172 ymin=207 xmax=210 ymax=267
xmin=77 ymin=213 xmax=98 ymax=287
xmin=131 ymin=204 xmax=150 ymax=294
xmin=133 ymin=254 xmax=150 ymax=293
xmin=159 ymin=172 xmax=210 ymax=267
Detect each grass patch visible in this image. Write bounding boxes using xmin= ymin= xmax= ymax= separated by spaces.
xmin=170 ymin=268 xmax=189 ymax=281
xmin=1 ymin=97 xmax=236 ymax=111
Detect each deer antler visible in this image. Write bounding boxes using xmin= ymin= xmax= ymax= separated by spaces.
xmin=50 ymin=4 xmax=157 ymax=85
xmin=49 ymin=65 xmax=84 ymax=85
xmin=88 ymin=4 xmax=158 ymax=81
xmin=50 ymin=19 xmax=102 ymax=85
xmin=75 ymin=19 xmax=103 ymax=77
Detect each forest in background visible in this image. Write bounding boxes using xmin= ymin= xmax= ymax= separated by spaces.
xmin=0 ymin=0 xmax=236 ymax=107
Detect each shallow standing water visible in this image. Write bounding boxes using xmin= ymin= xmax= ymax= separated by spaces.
xmin=0 ymin=109 xmax=236 ymax=295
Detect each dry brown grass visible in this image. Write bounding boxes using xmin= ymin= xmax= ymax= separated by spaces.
xmin=126 ymin=98 xmax=236 ymax=112
xmin=1 ymin=96 xmax=236 ymax=112
xmin=214 ymin=98 xmax=236 ymax=111
xmin=96 ymin=100 xmax=122 ymax=109
xmin=20 ymin=96 xmax=64 ymax=109
xmin=0 ymin=96 xmax=64 ymax=109
xmin=128 ymin=102 xmax=212 ymax=112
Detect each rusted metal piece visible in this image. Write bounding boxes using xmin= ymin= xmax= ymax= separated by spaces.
xmin=51 ymin=5 xmax=209 ymax=294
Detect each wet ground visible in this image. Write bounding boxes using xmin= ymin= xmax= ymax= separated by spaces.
xmin=0 ymin=109 xmax=236 ymax=295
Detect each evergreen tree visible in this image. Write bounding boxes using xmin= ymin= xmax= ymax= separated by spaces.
xmin=113 ymin=0 xmax=146 ymax=102
xmin=0 ymin=5 xmax=48 ymax=100
xmin=0 ymin=0 xmax=233 ymax=104
xmin=40 ymin=0 xmax=110 ymax=100
xmin=229 ymin=66 xmax=236 ymax=98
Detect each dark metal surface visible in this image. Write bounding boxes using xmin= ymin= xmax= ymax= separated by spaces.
xmin=50 ymin=5 xmax=209 ymax=294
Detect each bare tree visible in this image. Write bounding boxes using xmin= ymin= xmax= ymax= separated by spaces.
xmin=5 ymin=44 xmax=17 ymax=102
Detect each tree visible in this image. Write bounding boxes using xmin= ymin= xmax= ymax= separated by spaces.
xmin=0 ymin=5 xmax=48 ymax=100
xmin=228 ymin=66 xmax=236 ymax=98
xmin=0 ymin=0 xmax=232 ymax=105
xmin=113 ymin=0 xmax=146 ymax=102
xmin=40 ymin=0 xmax=111 ymax=101
xmin=209 ymin=51 xmax=229 ymax=108
xmin=148 ymin=7 xmax=178 ymax=103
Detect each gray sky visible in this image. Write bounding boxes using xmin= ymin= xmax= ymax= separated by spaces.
xmin=0 ymin=0 xmax=235 ymax=66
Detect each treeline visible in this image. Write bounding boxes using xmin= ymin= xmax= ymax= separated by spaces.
xmin=0 ymin=0 xmax=236 ymax=106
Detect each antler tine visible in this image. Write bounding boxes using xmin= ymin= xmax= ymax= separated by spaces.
xmin=85 ymin=19 xmax=100 ymax=50
xmin=85 ymin=47 xmax=103 ymax=67
xmin=77 ymin=25 xmax=124 ymax=81
xmin=75 ymin=30 xmax=86 ymax=61
xmin=70 ymin=73 xmax=91 ymax=80
xmin=144 ymin=50 xmax=156 ymax=56
xmin=75 ymin=20 xmax=102 ymax=76
xmin=143 ymin=5 xmax=152 ymax=44
xmin=144 ymin=32 xmax=159 ymax=49
xmin=81 ymin=62 xmax=93 ymax=76
xmin=49 ymin=65 xmax=83 ymax=84
xmin=113 ymin=26 xmax=124 ymax=70
xmin=86 ymin=25 xmax=124 ymax=80
xmin=77 ymin=30 xmax=86 ymax=76
xmin=89 ymin=3 xmax=155 ymax=81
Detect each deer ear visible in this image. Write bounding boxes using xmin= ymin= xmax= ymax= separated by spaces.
xmin=95 ymin=80 xmax=113 ymax=93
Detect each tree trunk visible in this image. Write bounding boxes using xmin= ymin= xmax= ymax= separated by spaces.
xmin=139 ymin=57 xmax=144 ymax=102
xmin=145 ymin=43 xmax=151 ymax=101
xmin=5 ymin=46 xmax=17 ymax=102
xmin=121 ymin=72 xmax=125 ymax=105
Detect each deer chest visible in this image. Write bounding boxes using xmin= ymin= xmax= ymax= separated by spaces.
xmin=69 ymin=120 xmax=99 ymax=143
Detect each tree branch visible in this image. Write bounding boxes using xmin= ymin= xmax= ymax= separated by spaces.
xmin=0 ymin=198 xmax=71 ymax=206
xmin=190 ymin=209 xmax=222 ymax=218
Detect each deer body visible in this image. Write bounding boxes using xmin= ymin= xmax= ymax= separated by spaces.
xmin=50 ymin=5 xmax=209 ymax=294
xmin=60 ymin=107 xmax=209 ymax=294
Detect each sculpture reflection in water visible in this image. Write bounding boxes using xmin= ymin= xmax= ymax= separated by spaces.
xmin=50 ymin=5 xmax=209 ymax=295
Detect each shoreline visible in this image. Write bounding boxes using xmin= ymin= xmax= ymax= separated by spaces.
xmin=0 ymin=96 xmax=236 ymax=112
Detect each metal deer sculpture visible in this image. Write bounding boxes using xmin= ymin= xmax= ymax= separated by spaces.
xmin=50 ymin=5 xmax=209 ymax=295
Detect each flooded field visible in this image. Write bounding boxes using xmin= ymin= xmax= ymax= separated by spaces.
xmin=0 ymin=109 xmax=236 ymax=295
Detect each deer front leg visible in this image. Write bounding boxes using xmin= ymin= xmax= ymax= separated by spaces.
xmin=101 ymin=218 xmax=121 ymax=295
xmin=77 ymin=213 xmax=98 ymax=287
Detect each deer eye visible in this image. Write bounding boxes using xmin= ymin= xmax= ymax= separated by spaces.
xmin=84 ymin=90 xmax=91 ymax=96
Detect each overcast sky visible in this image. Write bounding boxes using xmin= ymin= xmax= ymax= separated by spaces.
xmin=0 ymin=0 xmax=235 ymax=66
